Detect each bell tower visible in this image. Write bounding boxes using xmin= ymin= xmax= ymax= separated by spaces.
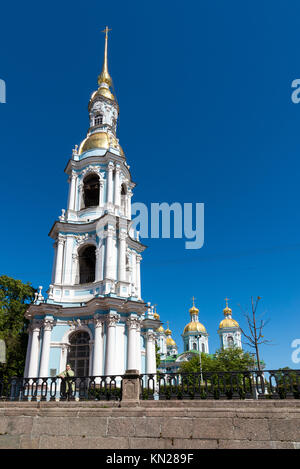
xmin=24 ymin=28 xmax=159 ymax=380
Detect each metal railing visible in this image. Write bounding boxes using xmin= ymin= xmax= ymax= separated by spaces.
xmin=140 ymin=370 xmax=300 ymax=400
xmin=0 ymin=369 xmax=299 ymax=402
xmin=0 ymin=375 xmax=122 ymax=402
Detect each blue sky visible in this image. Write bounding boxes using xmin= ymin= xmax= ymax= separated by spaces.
xmin=1 ymin=1 xmax=300 ymax=369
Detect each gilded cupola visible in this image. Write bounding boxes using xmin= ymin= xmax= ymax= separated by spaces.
xmin=218 ymin=298 xmax=240 ymax=329
xmin=183 ymin=297 xmax=207 ymax=334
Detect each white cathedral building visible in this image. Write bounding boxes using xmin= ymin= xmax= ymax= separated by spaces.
xmin=24 ymin=29 xmax=243 ymax=380
xmin=24 ymin=28 xmax=159 ymax=379
xmin=156 ymin=299 xmax=242 ymax=373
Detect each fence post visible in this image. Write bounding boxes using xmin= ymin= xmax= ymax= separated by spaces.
xmin=121 ymin=369 xmax=140 ymax=404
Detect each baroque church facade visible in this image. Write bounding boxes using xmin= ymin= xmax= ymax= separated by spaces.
xmin=24 ymin=29 xmax=242 ymax=380
xmin=24 ymin=28 xmax=160 ymax=379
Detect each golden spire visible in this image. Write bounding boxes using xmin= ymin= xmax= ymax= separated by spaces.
xmin=98 ymin=26 xmax=113 ymax=87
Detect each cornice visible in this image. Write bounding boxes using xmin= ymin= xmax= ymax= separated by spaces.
xmin=25 ymin=296 xmax=147 ymax=320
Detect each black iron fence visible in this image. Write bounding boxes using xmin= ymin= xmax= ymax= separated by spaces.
xmin=140 ymin=370 xmax=300 ymax=400
xmin=0 ymin=375 xmax=122 ymax=402
xmin=0 ymin=369 xmax=299 ymax=402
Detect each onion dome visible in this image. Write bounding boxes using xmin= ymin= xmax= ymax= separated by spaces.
xmin=156 ymin=325 xmax=164 ymax=333
xmin=78 ymin=132 xmax=124 ymax=156
xmin=219 ymin=298 xmax=240 ymax=329
xmin=165 ymin=323 xmax=177 ymax=347
xmin=153 ymin=305 xmax=160 ymax=321
xmin=183 ymin=297 xmax=207 ymax=334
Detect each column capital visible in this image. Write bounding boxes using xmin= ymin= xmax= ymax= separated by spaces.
xmin=105 ymin=313 xmax=120 ymax=327
xmin=57 ymin=234 xmax=66 ymax=245
xmin=105 ymin=226 xmax=115 ymax=238
xmin=94 ymin=314 xmax=104 ymax=328
xmin=43 ymin=318 xmax=54 ymax=332
xmin=108 ymin=161 xmax=114 ymax=171
xmin=145 ymin=330 xmax=156 ymax=343
xmin=119 ymin=230 xmax=127 ymax=241
xmin=30 ymin=320 xmax=42 ymax=333
xmin=126 ymin=316 xmax=140 ymax=330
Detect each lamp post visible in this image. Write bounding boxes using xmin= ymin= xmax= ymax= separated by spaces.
xmin=196 ymin=334 xmax=203 ymax=385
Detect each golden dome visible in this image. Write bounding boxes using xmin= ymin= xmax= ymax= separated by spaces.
xmin=166 ymin=336 xmax=176 ymax=347
xmin=223 ymin=306 xmax=232 ymax=316
xmin=183 ymin=321 xmax=207 ymax=334
xmin=94 ymin=86 xmax=115 ymax=101
xmin=78 ymin=131 xmax=124 ymax=155
xmin=156 ymin=325 xmax=164 ymax=333
xmin=219 ymin=318 xmax=240 ymax=329
xmin=189 ymin=305 xmax=199 ymax=315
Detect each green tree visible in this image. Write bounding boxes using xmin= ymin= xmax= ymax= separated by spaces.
xmin=0 ymin=275 xmax=35 ymax=380
xmin=155 ymin=344 xmax=161 ymax=369
xmin=179 ymin=348 xmax=255 ymax=374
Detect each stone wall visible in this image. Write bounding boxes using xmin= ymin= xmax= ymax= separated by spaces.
xmin=0 ymin=400 xmax=299 ymax=449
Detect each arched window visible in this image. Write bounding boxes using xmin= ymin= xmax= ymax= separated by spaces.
xmin=83 ymin=174 xmax=99 ymax=208
xmin=94 ymin=114 xmax=103 ymax=126
xmin=227 ymin=336 xmax=234 ymax=348
xmin=67 ymin=331 xmax=90 ymax=377
xmin=193 ymin=343 xmax=197 ymax=350
xmin=78 ymin=245 xmax=96 ymax=284
xmin=121 ymin=183 xmax=127 ymax=214
xmin=202 ymin=343 xmax=205 ymax=353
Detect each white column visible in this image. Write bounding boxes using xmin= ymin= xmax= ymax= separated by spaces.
xmin=146 ymin=330 xmax=156 ymax=375
xmin=92 ymin=315 xmax=104 ymax=376
xmin=114 ymin=164 xmax=121 ymax=207
xmin=39 ymin=319 xmax=54 ymax=378
xmin=126 ymin=189 xmax=133 ymax=219
xmin=126 ymin=317 xmax=138 ymax=370
xmin=95 ymin=246 xmax=102 ymax=282
xmin=71 ymin=254 xmax=79 ymax=285
xmin=136 ymin=254 xmax=142 ymax=299
xmin=60 ymin=344 xmax=68 ymax=374
xmin=27 ymin=321 xmax=41 ymax=378
xmin=135 ymin=321 xmax=141 ymax=373
xmin=107 ymin=162 xmax=114 ymax=208
xmin=99 ymin=180 xmax=104 ymax=208
xmin=77 ymin=182 xmax=83 ymax=211
xmin=54 ymin=236 xmax=65 ymax=285
xmin=118 ymin=231 xmax=127 ymax=282
xmin=104 ymin=313 xmax=119 ymax=375
xmin=67 ymin=172 xmax=77 ymax=211
xmin=24 ymin=328 xmax=33 ymax=378
xmin=63 ymin=236 xmax=73 ymax=285
xmin=104 ymin=227 xmax=116 ymax=280
xmin=131 ymin=251 xmax=137 ymax=296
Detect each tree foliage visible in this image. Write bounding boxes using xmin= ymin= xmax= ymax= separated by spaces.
xmin=0 ymin=275 xmax=35 ymax=379
xmin=179 ymin=347 xmax=255 ymax=374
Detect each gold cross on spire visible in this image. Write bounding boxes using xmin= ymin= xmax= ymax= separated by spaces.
xmin=224 ymin=297 xmax=230 ymax=307
xmin=191 ymin=296 xmax=196 ymax=307
xmin=102 ymin=26 xmax=112 ymax=38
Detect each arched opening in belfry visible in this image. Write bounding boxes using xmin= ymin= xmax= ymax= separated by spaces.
xmin=67 ymin=331 xmax=90 ymax=377
xmin=78 ymin=245 xmax=96 ymax=284
xmin=83 ymin=173 xmax=99 ymax=208
xmin=121 ymin=183 xmax=127 ymax=214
